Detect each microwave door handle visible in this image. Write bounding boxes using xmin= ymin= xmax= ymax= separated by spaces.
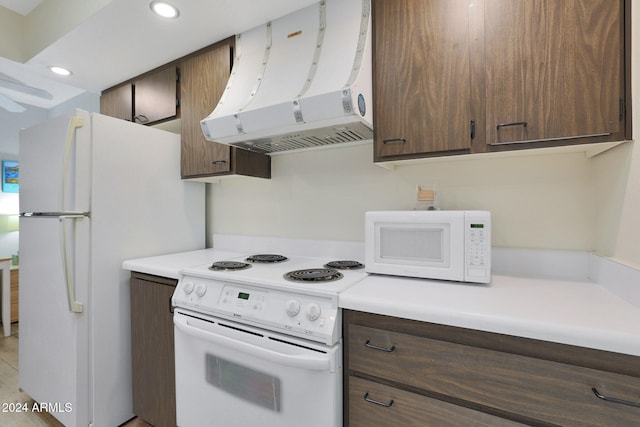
xmin=174 ymin=315 xmax=333 ymax=372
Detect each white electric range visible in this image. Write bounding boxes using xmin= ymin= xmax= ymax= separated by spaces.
xmin=174 ymin=253 xmax=366 ymax=345
xmin=172 ymin=244 xmax=367 ymax=427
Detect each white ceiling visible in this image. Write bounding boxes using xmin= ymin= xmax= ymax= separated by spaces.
xmin=0 ymin=0 xmax=318 ymax=111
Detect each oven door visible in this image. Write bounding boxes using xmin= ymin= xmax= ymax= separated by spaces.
xmin=174 ymin=310 xmax=342 ymax=427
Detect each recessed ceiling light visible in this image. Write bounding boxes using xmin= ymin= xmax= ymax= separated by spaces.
xmin=49 ymin=66 xmax=72 ymax=76
xmin=150 ymin=1 xmax=180 ymax=19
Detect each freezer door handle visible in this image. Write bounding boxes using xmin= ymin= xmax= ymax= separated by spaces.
xmin=61 ymin=116 xmax=84 ymax=212
xmin=21 ymin=211 xmax=90 ymax=217
xmin=59 ymin=215 xmax=86 ymax=313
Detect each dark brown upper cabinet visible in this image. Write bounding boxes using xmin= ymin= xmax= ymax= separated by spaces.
xmin=100 ymin=66 xmax=178 ymax=125
xmin=100 ymin=83 xmax=133 ymax=121
xmin=179 ymin=39 xmax=270 ymax=180
xmin=372 ymin=0 xmax=630 ymax=163
xmin=100 ymin=38 xmax=270 ymax=180
xmin=484 ymin=0 xmax=625 ymax=150
xmin=373 ymin=0 xmax=473 ymax=160
xmin=133 ymin=66 xmax=178 ymax=125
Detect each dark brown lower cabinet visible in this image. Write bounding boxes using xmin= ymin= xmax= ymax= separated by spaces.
xmin=344 ymin=310 xmax=640 ymax=427
xmin=349 ymin=376 xmax=524 ymax=427
xmin=130 ymin=272 xmax=177 ymax=427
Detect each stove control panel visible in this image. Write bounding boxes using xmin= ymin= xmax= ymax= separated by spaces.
xmin=219 ymin=286 xmax=267 ymax=312
xmin=173 ymin=276 xmax=340 ymax=344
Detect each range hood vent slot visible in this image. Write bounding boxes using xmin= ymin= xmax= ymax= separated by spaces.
xmin=201 ymin=0 xmax=373 ymax=154
xmin=230 ymin=122 xmax=372 ymax=154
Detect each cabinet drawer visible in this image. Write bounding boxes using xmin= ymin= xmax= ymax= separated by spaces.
xmin=349 ymin=376 xmax=524 ymax=427
xmin=348 ymin=324 xmax=640 ymax=426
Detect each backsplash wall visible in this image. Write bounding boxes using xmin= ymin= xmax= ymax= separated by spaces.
xmin=207 ymin=143 xmax=595 ymax=251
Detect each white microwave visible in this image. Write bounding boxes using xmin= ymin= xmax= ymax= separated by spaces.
xmin=365 ymin=211 xmax=491 ymax=284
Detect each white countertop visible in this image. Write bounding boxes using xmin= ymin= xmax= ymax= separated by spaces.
xmin=121 ymin=249 xmax=241 ymax=279
xmin=340 ymin=271 xmax=640 ymax=357
xmin=122 ymin=243 xmax=640 ymax=357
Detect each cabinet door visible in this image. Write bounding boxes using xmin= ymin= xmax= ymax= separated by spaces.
xmin=100 ymin=84 xmax=133 ymax=121
xmin=130 ymin=274 xmax=177 ymax=427
xmin=373 ymin=0 xmax=472 ymax=161
xmin=485 ymin=0 xmax=625 ymax=147
xmin=134 ymin=66 xmax=178 ymax=125
xmin=180 ymin=43 xmax=233 ymax=177
xmin=10 ymin=269 xmax=18 ymax=323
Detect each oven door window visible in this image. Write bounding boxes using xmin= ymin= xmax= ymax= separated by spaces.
xmin=206 ymin=354 xmax=281 ymax=412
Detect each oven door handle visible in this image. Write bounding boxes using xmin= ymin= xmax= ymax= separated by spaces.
xmin=174 ymin=315 xmax=335 ymax=372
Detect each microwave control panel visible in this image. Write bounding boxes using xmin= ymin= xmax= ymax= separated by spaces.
xmin=464 ymin=212 xmax=491 ymax=283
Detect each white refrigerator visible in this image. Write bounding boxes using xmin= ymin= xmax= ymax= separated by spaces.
xmin=18 ymin=109 xmax=205 ymax=427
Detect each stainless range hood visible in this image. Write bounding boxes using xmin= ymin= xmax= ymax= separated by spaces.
xmin=200 ymin=0 xmax=372 ymax=154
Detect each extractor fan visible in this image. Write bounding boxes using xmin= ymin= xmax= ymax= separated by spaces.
xmin=0 ymin=72 xmax=53 ymax=113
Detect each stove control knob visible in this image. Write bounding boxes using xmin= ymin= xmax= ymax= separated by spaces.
xmin=305 ymin=303 xmax=321 ymax=321
xmin=183 ymin=281 xmax=194 ymax=295
xmin=195 ymin=283 xmax=207 ymax=297
xmin=286 ymin=300 xmax=300 ymax=317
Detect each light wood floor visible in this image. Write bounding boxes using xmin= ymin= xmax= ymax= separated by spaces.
xmin=0 ymin=324 xmax=151 ymax=427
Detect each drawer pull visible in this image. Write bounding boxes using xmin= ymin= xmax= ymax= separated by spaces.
xmin=592 ymin=388 xmax=640 ymax=408
xmin=364 ymin=339 xmax=396 ymax=353
xmin=364 ymin=392 xmax=394 ymax=408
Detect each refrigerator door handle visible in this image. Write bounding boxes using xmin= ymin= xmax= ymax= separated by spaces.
xmin=59 ymin=214 xmax=87 ymax=313
xmin=62 ymin=116 xmax=84 ymax=211
xmin=21 ymin=211 xmax=90 ymax=217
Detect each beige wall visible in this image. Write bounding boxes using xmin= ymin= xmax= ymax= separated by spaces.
xmin=0 ymin=0 xmax=110 ymax=62
xmin=0 ymin=8 xmax=24 ymax=61
xmin=591 ymin=2 xmax=640 ymax=269
xmin=22 ymin=0 xmax=111 ymax=60
xmin=208 ymin=4 xmax=640 ymax=270
xmin=208 ymin=144 xmax=596 ymax=251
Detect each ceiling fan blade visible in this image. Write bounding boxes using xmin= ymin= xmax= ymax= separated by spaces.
xmin=0 ymin=93 xmax=27 ymax=113
xmin=0 ymin=77 xmax=54 ymax=100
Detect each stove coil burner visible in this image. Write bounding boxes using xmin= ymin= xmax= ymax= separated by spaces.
xmin=284 ymin=268 xmax=344 ymax=283
xmin=324 ymin=260 xmax=365 ymax=270
xmin=209 ymin=261 xmax=252 ymax=271
xmin=246 ymin=254 xmax=289 ymax=263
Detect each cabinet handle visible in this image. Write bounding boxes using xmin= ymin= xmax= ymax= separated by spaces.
xmin=134 ymin=114 xmax=149 ymax=123
xmin=364 ymin=392 xmax=394 ymax=408
xmin=364 ymin=339 xmax=396 ymax=353
xmin=211 ymin=160 xmax=227 ymax=165
xmin=382 ymin=138 xmax=406 ymax=144
xmin=169 ymin=295 xmax=174 ymax=314
xmin=592 ymin=388 xmax=640 ymax=408
xmin=496 ymin=121 xmax=528 ymax=130
xmin=470 ymin=120 xmax=476 ymax=139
